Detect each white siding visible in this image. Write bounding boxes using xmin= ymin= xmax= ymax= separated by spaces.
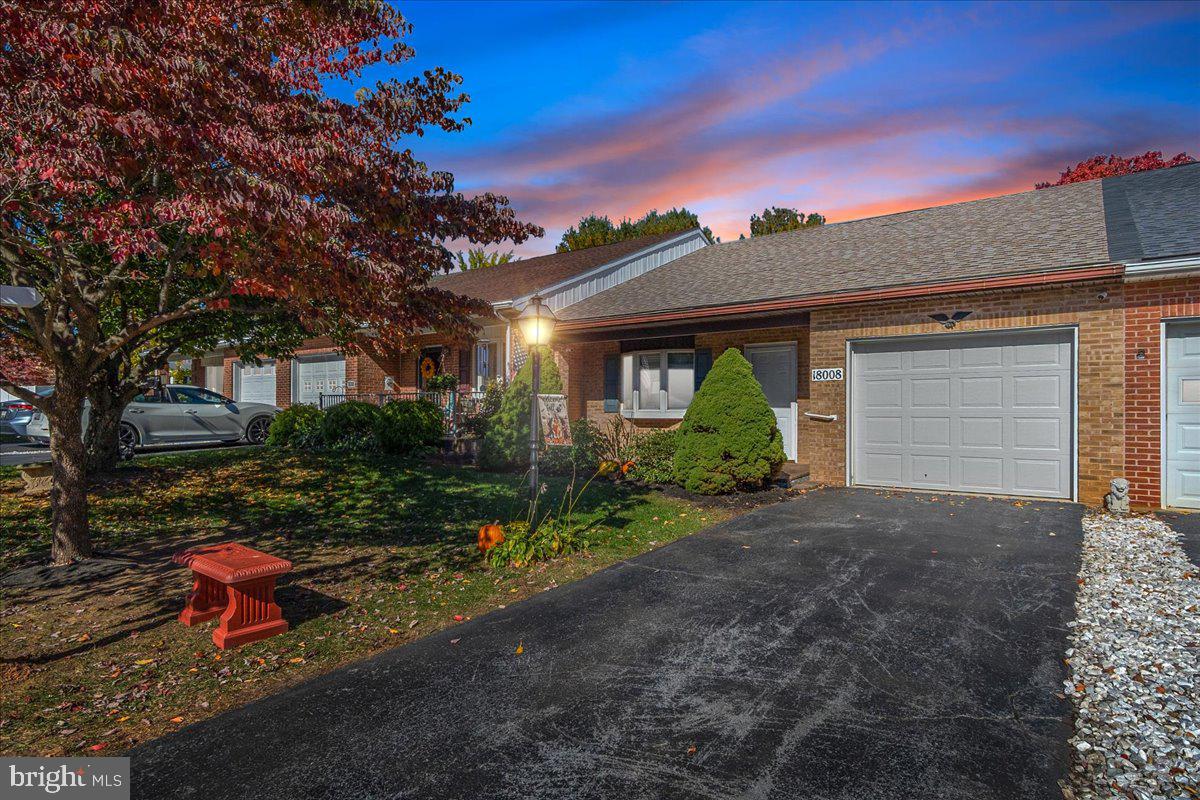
xmin=540 ymin=230 xmax=708 ymax=313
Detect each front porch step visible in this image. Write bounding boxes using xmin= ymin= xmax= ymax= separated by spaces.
xmin=776 ymin=462 xmax=810 ymax=487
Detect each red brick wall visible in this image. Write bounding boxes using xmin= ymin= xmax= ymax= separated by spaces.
xmin=560 ymin=326 xmax=812 ymax=453
xmin=807 ymin=281 xmax=1125 ymax=506
xmin=1124 ymin=277 xmax=1200 ymax=506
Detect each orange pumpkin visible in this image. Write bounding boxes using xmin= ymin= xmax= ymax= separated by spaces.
xmin=477 ymin=522 xmax=505 ymax=553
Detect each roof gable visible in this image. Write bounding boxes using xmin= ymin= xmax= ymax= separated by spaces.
xmin=433 ymin=229 xmax=703 ymax=305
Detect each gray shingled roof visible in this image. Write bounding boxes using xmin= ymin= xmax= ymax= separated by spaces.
xmin=1103 ymin=161 xmax=1200 ymax=262
xmin=558 ymin=163 xmax=1199 ymax=322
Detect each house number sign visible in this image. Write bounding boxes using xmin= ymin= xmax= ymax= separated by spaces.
xmin=811 ymin=368 xmax=844 ymax=382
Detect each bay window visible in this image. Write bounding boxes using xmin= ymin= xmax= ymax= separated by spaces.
xmin=621 ymin=349 xmax=696 ymax=417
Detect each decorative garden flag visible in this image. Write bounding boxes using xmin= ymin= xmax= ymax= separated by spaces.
xmin=537 ymin=394 xmax=571 ymax=446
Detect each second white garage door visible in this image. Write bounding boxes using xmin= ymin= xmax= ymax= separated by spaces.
xmin=851 ymin=329 xmax=1074 ymax=499
xmin=233 ymin=360 xmax=277 ymax=405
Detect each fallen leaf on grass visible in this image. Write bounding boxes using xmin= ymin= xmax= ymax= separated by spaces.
xmin=515 ymin=642 xmax=524 ymax=655
xmin=89 ymin=743 xmax=107 ymax=752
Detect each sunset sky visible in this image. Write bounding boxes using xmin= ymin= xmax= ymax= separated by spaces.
xmin=336 ymin=1 xmax=1199 ymax=252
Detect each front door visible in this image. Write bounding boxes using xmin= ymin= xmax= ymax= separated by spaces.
xmin=746 ymin=343 xmax=798 ymax=461
xmin=1166 ymin=321 xmax=1200 ymax=509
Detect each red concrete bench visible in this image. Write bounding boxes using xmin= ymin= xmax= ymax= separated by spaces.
xmin=174 ymin=542 xmax=291 ymax=649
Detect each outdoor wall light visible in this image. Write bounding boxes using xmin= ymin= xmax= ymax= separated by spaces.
xmin=929 ymin=310 xmax=974 ymax=329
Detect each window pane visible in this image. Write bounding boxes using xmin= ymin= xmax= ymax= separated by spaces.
xmin=667 ymin=352 xmax=694 ymax=409
xmin=638 ymin=353 xmax=660 ymax=409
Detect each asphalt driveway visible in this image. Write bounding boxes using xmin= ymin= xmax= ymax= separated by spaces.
xmin=132 ymin=488 xmax=1083 ymax=800
xmin=1159 ymin=510 xmax=1200 ymax=565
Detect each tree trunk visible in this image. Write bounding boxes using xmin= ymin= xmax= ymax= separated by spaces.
xmin=84 ymin=389 xmax=124 ymax=475
xmin=48 ymin=386 xmax=93 ymax=564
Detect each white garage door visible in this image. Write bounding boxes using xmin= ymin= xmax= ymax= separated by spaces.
xmin=1165 ymin=321 xmax=1200 ymax=509
xmin=233 ymin=360 xmax=276 ymax=405
xmin=294 ymin=355 xmax=345 ymax=406
xmin=851 ymin=329 xmax=1074 ymax=499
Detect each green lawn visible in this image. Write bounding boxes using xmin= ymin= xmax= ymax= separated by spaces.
xmin=0 ymin=448 xmax=724 ymax=756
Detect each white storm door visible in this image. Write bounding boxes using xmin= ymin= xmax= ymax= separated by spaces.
xmin=1165 ymin=321 xmax=1200 ymax=509
xmin=851 ymin=329 xmax=1074 ymax=499
xmin=746 ymin=343 xmax=798 ymax=461
xmin=233 ymin=360 xmax=276 ymax=405
xmin=295 ymin=356 xmax=346 ymax=406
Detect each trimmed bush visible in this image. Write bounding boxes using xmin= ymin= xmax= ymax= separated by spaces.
xmin=321 ymin=400 xmax=382 ymax=452
xmin=479 ymin=346 xmax=563 ymax=470
xmin=629 ymin=428 xmax=678 ymax=485
xmin=673 ymin=348 xmax=785 ymax=494
xmin=266 ymin=404 xmax=323 ymax=449
xmin=376 ymin=399 xmax=443 ymax=455
xmin=541 ymin=419 xmax=601 ymax=476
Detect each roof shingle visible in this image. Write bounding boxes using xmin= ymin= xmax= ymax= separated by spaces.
xmin=558 ymin=179 xmax=1113 ymax=321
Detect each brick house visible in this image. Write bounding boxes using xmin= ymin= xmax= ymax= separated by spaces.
xmin=550 ymin=163 xmax=1199 ymax=509
xmin=191 ymin=228 xmax=711 ymax=408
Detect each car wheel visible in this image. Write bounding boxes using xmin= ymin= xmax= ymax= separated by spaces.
xmin=246 ymin=415 xmax=272 ymax=445
xmin=118 ymin=422 xmax=139 ymax=460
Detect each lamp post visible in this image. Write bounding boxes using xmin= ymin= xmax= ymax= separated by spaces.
xmin=516 ymin=294 xmax=557 ymax=507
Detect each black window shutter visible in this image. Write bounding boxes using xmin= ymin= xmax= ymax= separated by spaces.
xmin=458 ymin=348 xmax=471 ymax=387
xmin=694 ymin=348 xmax=713 ymax=391
xmin=603 ymin=354 xmax=620 ymax=413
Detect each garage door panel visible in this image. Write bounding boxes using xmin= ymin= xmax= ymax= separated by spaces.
xmin=910 ymin=455 xmax=951 ymax=486
xmin=863 ymin=417 xmax=902 ymax=445
xmin=1012 ymin=375 xmax=1063 ymax=408
xmin=961 ymin=457 xmax=1004 ymax=490
xmin=961 ymin=417 xmax=1003 ymax=448
xmin=911 ymin=378 xmax=950 ymax=407
xmin=295 ymin=356 xmax=346 ymax=406
xmin=911 ymin=349 xmax=951 ymax=370
xmin=1013 ymin=341 xmax=1067 ymax=367
xmin=860 ymin=452 xmax=903 ymax=483
xmin=960 ymin=377 xmax=1003 ymax=407
xmin=861 ymin=378 xmax=902 ymax=408
xmin=1014 ymin=417 xmax=1062 ymax=450
xmin=911 ymin=417 xmax=951 ymax=447
xmin=960 ymin=346 xmax=1003 ymax=368
xmin=1013 ymin=459 xmax=1062 ymax=495
xmin=859 ymin=351 xmax=903 ymax=372
xmin=852 ymin=329 xmax=1074 ymax=499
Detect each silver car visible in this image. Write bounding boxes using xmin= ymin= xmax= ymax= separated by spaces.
xmin=26 ymin=385 xmax=279 ymax=455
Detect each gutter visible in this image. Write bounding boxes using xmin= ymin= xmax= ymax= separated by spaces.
xmin=1122 ymin=254 xmax=1200 ymax=281
xmin=555 ymin=264 xmax=1124 ymax=332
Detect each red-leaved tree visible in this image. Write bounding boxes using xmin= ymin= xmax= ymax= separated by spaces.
xmin=0 ymin=1 xmax=541 ymax=563
xmin=1035 ymin=150 xmax=1195 ymax=188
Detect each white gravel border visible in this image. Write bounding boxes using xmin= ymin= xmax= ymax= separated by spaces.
xmin=1064 ymin=514 xmax=1199 ymax=799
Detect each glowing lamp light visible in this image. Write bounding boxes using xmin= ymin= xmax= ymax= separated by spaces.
xmin=517 ymin=295 xmax=556 ymax=346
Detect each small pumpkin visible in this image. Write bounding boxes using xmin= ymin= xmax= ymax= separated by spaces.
xmin=477 ymin=521 xmax=505 ymax=553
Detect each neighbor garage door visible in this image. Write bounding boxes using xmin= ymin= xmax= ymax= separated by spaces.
xmin=233 ymin=360 xmax=276 ymax=405
xmin=851 ymin=328 xmax=1074 ymax=499
xmin=294 ymin=355 xmax=345 ymax=406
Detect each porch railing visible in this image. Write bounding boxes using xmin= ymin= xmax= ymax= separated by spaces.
xmin=317 ymin=389 xmax=489 ymax=437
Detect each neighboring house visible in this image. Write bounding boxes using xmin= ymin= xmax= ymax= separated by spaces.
xmin=550 ymin=162 xmax=1200 ymax=510
xmin=191 ymin=228 xmax=710 ymax=407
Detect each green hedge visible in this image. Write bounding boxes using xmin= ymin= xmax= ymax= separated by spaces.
xmin=266 ymin=404 xmax=323 ymax=449
xmin=673 ymin=348 xmax=784 ymax=494
xmin=479 ymin=346 xmax=562 ymax=470
xmin=267 ymin=399 xmax=443 ymax=456
xmin=321 ymin=401 xmax=381 ymax=452
xmin=376 ymin=399 xmax=443 ymax=454
xmin=629 ymin=428 xmax=678 ymax=485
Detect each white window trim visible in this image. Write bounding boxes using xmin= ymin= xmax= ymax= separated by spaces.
xmin=620 ymin=349 xmax=694 ymax=419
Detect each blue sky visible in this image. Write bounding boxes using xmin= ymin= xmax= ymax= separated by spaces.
xmin=335 ymin=1 xmax=1200 ymax=251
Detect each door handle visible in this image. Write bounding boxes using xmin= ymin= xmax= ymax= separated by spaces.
xmin=185 ymin=410 xmax=198 ymax=415
xmin=129 ymin=409 xmax=144 ymax=414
